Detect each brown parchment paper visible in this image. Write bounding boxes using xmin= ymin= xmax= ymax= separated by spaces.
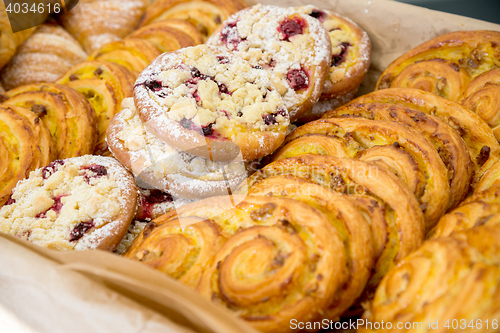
xmin=1 ymin=1 xmax=500 ymax=332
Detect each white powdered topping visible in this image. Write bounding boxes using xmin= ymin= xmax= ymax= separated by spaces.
xmin=0 ymin=155 xmax=135 ymax=250
xmin=206 ymin=4 xmax=331 ymax=115
xmin=134 ymin=44 xmax=288 ymax=138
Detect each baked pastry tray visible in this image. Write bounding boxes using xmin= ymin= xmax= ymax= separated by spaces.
xmin=1 ymin=0 xmax=499 ymax=332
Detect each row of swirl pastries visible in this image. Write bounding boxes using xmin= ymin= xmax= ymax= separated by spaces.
xmin=123 ymin=85 xmax=500 ymax=332
xmin=0 ymin=0 xmax=245 ymax=205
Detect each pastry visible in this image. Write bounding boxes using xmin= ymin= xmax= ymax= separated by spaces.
xmin=241 ymin=155 xmax=425 ymax=298
xmin=361 ymin=226 xmax=500 ymax=333
xmin=475 ymin=158 xmax=500 ymax=193
xmin=460 ymin=68 xmax=500 ymax=142
xmin=137 ymin=0 xmax=247 ymax=41
xmin=351 ymin=88 xmax=500 ymax=188
xmin=270 ymin=118 xmax=450 ymax=228
xmin=206 ymin=4 xmax=332 ymax=121
xmin=134 ymin=188 xmax=193 ymax=221
xmin=124 ymin=216 xmax=227 ymax=288
xmin=152 ymin=19 xmax=204 ymax=45
xmin=56 ymin=60 xmax=136 ymax=155
xmin=377 ymin=31 xmax=500 ymax=93
xmin=322 ymin=102 xmax=473 ymax=208
xmin=133 ymin=44 xmax=289 ymax=162
xmin=114 ymin=220 xmax=148 ymax=255
xmin=127 ymin=21 xmax=199 ymax=53
xmin=59 ymin=0 xmax=150 ymax=53
xmin=0 ymin=106 xmax=40 ymax=206
xmin=87 ymin=38 xmax=161 ymax=76
xmin=106 ymin=98 xmax=250 ymax=199
xmin=294 ymin=5 xmax=371 ymax=122
xmin=0 ymin=155 xmax=138 ymax=251
xmin=3 ymin=83 xmax=98 ymax=159
xmin=245 ymin=176 xmax=374 ymax=322
xmin=429 ymin=183 xmax=500 ymax=239
xmin=0 ymin=5 xmax=34 ymax=70
xmin=0 ymin=22 xmax=87 ymax=91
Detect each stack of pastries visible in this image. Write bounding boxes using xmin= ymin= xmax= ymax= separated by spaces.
xmin=0 ymin=1 xmax=500 ymax=333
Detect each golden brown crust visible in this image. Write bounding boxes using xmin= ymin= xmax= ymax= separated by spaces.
xmin=361 ymin=226 xmax=500 ymax=333
xmin=88 ymin=38 xmax=161 ymax=75
xmin=0 ymin=106 xmax=38 ymax=205
xmin=0 ymin=5 xmax=34 ymax=70
xmin=242 ymin=155 xmax=425 ymax=299
xmin=56 ymin=61 xmax=135 ymax=155
xmin=152 ymin=18 xmax=204 ymax=45
xmin=475 ymin=158 xmax=500 ymax=193
xmin=3 ymin=83 xmax=98 ymax=159
xmin=351 ymin=88 xmax=500 ymax=189
xmin=460 ymin=68 xmax=500 ymax=142
xmin=271 ymin=118 xmax=450 ymax=229
xmin=322 ymin=102 xmax=473 ymax=209
xmin=0 ymin=22 xmax=87 ymax=91
xmin=128 ymin=21 xmax=199 ymax=53
xmin=137 ymin=0 xmax=247 ymax=40
xmin=60 ymin=0 xmax=150 ymax=53
xmin=377 ymin=30 xmax=500 ymax=90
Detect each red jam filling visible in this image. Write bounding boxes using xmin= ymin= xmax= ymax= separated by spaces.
xmin=221 ymin=22 xmax=244 ymax=50
xmin=36 ymin=195 xmax=67 ymax=218
xmin=70 ymin=220 xmax=95 ymax=242
xmin=5 ymin=195 xmax=15 ymax=206
xmin=42 ymin=160 xmax=65 ymax=179
xmin=144 ymin=80 xmax=162 ymax=92
xmin=278 ymin=15 xmax=307 ymax=42
xmin=81 ymin=164 xmax=108 ymax=183
xmin=308 ymin=9 xmax=326 ymax=22
xmin=137 ymin=190 xmax=173 ymax=220
xmin=332 ymin=42 xmax=350 ymax=67
xmin=286 ymin=68 xmax=309 ymax=91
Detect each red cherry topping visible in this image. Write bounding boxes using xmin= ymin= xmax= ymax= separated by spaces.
xmin=286 ymin=68 xmax=309 ymax=91
xmin=278 ymin=15 xmax=307 ymax=42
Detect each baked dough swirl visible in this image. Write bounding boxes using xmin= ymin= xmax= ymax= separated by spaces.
xmin=3 ymin=83 xmax=98 ymax=159
xmin=270 ymin=118 xmax=449 ymax=228
xmin=460 ymin=68 xmax=500 ymax=142
xmin=56 ymin=60 xmax=135 ymax=155
xmin=242 ymin=155 xmax=424 ymax=299
xmin=321 ymin=102 xmax=472 ymax=208
xmin=361 ymin=226 xmax=500 ymax=333
xmin=351 ymin=88 xmax=500 ymax=188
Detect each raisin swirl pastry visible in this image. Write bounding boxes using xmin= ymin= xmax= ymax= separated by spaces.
xmin=294 ymin=5 xmax=371 ymax=123
xmin=270 ymin=118 xmax=449 ymax=229
xmin=241 ymin=155 xmax=424 ymax=300
xmin=3 ymin=83 xmax=98 ymax=159
xmin=351 ymin=88 xmax=500 ymax=188
xmin=0 ymin=106 xmax=40 ymax=206
xmin=322 ymin=103 xmax=472 ymax=208
xmin=206 ymin=4 xmax=332 ymax=121
xmin=0 ymin=22 xmax=88 ymax=91
xmin=460 ymin=68 xmax=500 ymax=142
xmin=0 ymin=156 xmax=138 ymax=251
xmin=127 ymin=21 xmax=199 ymax=54
xmin=244 ymin=176 xmax=374 ymax=322
xmin=60 ymin=0 xmax=150 ymax=53
xmin=56 ymin=60 xmax=136 ymax=155
xmin=361 ymin=226 xmax=500 ymax=333
xmin=134 ymin=44 xmax=289 ymax=162
xmin=106 ymin=98 xmax=249 ymax=199
xmin=142 ymin=195 xmax=347 ymax=333
xmin=137 ymin=0 xmax=247 ymax=41
xmin=475 ymin=158 xmax=500 ymax=193
xmin=87 ymin=38 xmax=161 ymax=76
xmin=377 ymin=31 xmax=500 ymax=93
xmin=429 ymin=184 xmax=500 ymax=239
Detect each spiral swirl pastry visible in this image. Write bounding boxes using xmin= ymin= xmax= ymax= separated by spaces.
xmin=87 ymin=38 xmax=161 ymax=75
xmin=271 ymin=118 xmax=449 ymax=228
xmin=243 ymin=155 xmax=424 ymax=298
xmin=460 ymin=68 xmax=500 ymax=142
xmin=475 ymin=158 xmax=500 ymax=193
xmin=351 ymin=88 xmax=500 ymax=187
xmin=137 ymin=0 xmax=247 ymax=41
xmin=128 ymin=21 xmax=199 ymax=53
xmin=0 ymin=106 xmax=39 ymax=205
xmin=322 ymin=102 xmax=472 ymax=208
xmin=429 ymin=184 xmax=500 ymax=239
xmin=388 ymin=59 xmax=471 ymax=102
xmin=196 ymin=195 xmax=346 ymax=333
xmin=377 ymin=30 xmax=500 ymax=91
xmin=153 ymin=19 xmax=204 ymax=45
xmin=361 ymin=226 xmax=500 ymax=333
xmin=3 ymin=83 xmax=98 ymax=159
xmin=243 ymin=176 xmax=374 ymax=321
xmin=56 ymin=61 xmax=135 ymax=155
xmin=123 ymin=217 xmax=227 ymax=289
xmin=60 ymin=0 xmax=150 ymax=53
